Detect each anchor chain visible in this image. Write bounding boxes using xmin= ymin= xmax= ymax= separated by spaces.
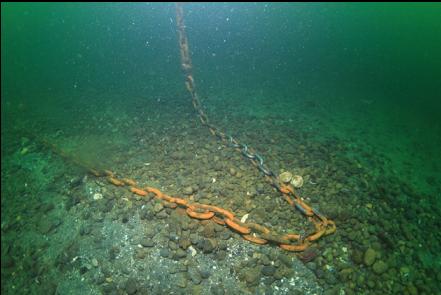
xmin=26 ymin=4 xmax=336 ymax=254
xmin=175 ymin=3 xmax=335 ymax=251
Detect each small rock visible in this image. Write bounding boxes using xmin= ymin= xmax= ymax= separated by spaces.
xmin=156 ymin=210 xmax=168 ymax=219
xmin=202 ymin=238 xmax=217 ymax=253
xmin=278 ymin=254 xmax=292 ymax=267
xmin=160 ymin=248 xmax=170 ymax=258
xmin=351 ymin=249 xmax=364 ymax=264
xmin=261 ymin=266 xmax=276 ymax=276
xmin=176 ymin=274 xmax=187 ymax=288
xmin=372 ymin=260 xmax=388 ymax=274
xmin=306 ymin=262 xmax=317 ymax=271
xmin=179 ymin=238 xmax=191 ymax=249
xmin=125 ymin=278 xmax=138 ymax=295
xmin=91 ymin=258 xmax=99 ymax=267
xmin=244 ymin=268 xmax=260 ymax=285
xmin=339 ymin=268 xmax=354 ymax=282
xmin=174 ymin=248 xmax=187 ymax=259
xmin=189 ymin=268 xmax=202 ymax=285
xmin=202 ymin=223 xmax=215 ymax=238
xmin=145 ymin=229 xmax=156 ymax=238
xmin=41 ymin=203 xmax=55 ymax=213
xmin=140 ymin=238 xmax=154 ymax=247
xmin=183 ymin=186 xmax=194 ymax=195
xmin=364 ymin=248 xmax=377 ymax=266
xmin=406 ymin=283 xmax=418 ymax=295
xmin=199 ymin=268 xmax=210 ymax=279
xmin=153 ymin=203 xmax=164 ymax=213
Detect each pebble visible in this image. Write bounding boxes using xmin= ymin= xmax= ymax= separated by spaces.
xmin=125 ymin=278 xmax=138 ymax=295
xmin=244 ymin=268 xmax=260 ymax=285
xmin=160 ymin=248 xmax=170 ymax=258
xmin=179 ymin=238 xmax=191 ymax=249
xmin=37 ymin=218 xmax=62 ymax=234
xmin=199 ymin=268 xmax=210 ymax=279
xmin=202 ymin=238 xmax=217 ymax=253
xmin=175 ymin=273 xmax=187 ymax=288
xmin=261 ymin=265 xmax=276 ymax=276
xmin=140 ymin=238 xmax=154 ymax=247
xmin=364 ymin=248 xmax=377 ymax=266
xmin=183 ymin=186 xmax=194 ymax=195
xmin=202 ymin=223 xmax=215 ymax=238
xmin=306 ymin=262 xmax=317 ymax=271
xmin=351 ymin=249 xmax=364 ymax=264
xmin=372 ymin=260 xmax=388 ymax=274
xmin=153 ymin=203 xmax=164 ymax=213
xmin=278 ymin=254 xmax=292 ymax=267
xmin=189 ymin=268 xmax=202 ymax=285
xmin=145 ymin=229 xmax=156 ymax=238
xmin=174 ymin=248 xmax=187 ymax=259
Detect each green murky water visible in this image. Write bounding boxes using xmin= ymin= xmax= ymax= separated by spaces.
xmin=2 ymin=3 xmax=440 ymax=294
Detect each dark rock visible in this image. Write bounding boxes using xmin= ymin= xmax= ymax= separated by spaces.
xmin=37 ymin=219 xmax=55 ymax=234
xmin=199 ymin=268 xmax=210 ymax=279
xmin=278 ymin=254 xmax=292 ymax=267
xmin=306 ymin=262 xmax=317 ymax=271
xmin=140 ymin=238 xmax=154 ymax=248
xmin=324 ymin=272 xmax=338 ymax=285
xmin=351 ymin=249 xmax=364 ymax=265
xmin=125 ymin=278 xmax=138 ymax=295
xmin=189 ymin=268 xmax=202 ymax=285
xmin=372 ymin=260 xmax=388 ymax=274
xmin=216 ymin=250 xmax=226 ymax=261
xmin=339 ymin=268 xmax=354 ymax=282
xmin=219 ymin=230 xmax=231 ymax=240
xmin=2 ymin=256 xmax=15 ymax=268
xmin=202 ymin=238 xmax=217 ymax=253
xmin=156 ymin=211 xmax=168 ymax=219
xmin=160 ymin=248 xmax=170 ymax=258
xmin=179 ymin=238 xmax=191 ymax=249
xmin=174 ymin=248 xmax=187 ymax=259
xmin=41 ymin=203 xmax=55 ymax=213
xmin=202 ymin=223 xmax=215 ymax=238
xmin=244 ymin=268 xmax=260 ymax=285
xmin=261 ymin=266 xmax=276 ymax=276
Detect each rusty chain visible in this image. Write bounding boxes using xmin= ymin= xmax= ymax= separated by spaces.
xmin=175 ymin=3 xmax=335 ymax=250
xmin=28 ymin=4 xmax=335 ymax=254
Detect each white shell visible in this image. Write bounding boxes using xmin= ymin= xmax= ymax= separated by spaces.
xmin=241 ymin=214 xmax=249 ymax=223
xmin=290 ymin=175 xmax=304 ymax=188
xmin=93 ymin=193 xmax=103 ymax=200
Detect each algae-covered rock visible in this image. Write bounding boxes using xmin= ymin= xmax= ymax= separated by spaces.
xmin=364 ymin=248 xmax=377 ymax=266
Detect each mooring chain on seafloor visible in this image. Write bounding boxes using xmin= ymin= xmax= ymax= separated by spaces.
xmin=33 ymin=125 xmax=335 ymax=251
xmin=29 ymin=4 xmax=335 ymax=253
xmin=87 ymin=169 xmax=336 ymax=252
xmin=175 ymin=3 xmax=336 ymax=250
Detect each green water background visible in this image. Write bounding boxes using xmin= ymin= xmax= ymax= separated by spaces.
xmin=2 ymin=2 xmax=441 ymax=196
